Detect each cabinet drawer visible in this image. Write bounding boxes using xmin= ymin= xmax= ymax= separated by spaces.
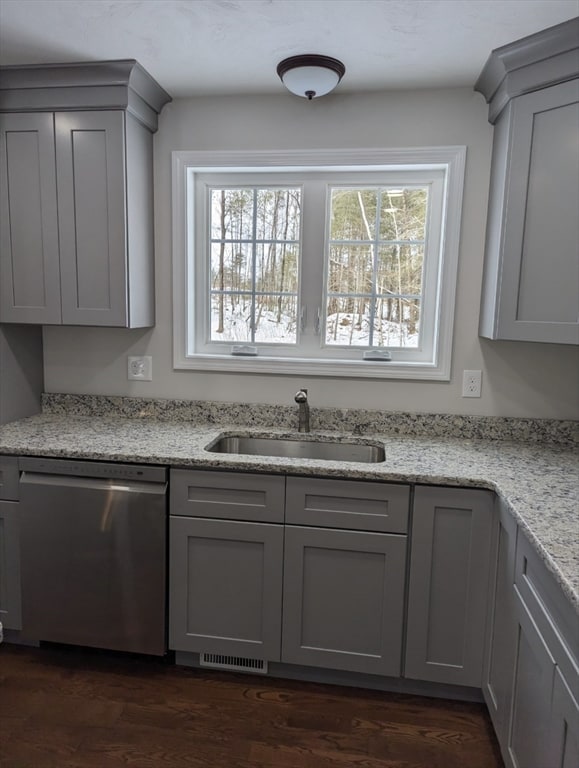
xmin=170 ymin=469 xmax=285 ymax=523
xmin=285 ymin=476 xmax=409 ymax=533
xmin=0 ymin=457 xmax=19 ymax=500
xmin=515 ymin=529 xmax=579 ymax=694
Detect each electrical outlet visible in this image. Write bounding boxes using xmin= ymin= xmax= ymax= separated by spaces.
xmin=128 ymin=356 xmax=152 ymax=381
xmin=462 ymin=369 xmax=482 ymax=398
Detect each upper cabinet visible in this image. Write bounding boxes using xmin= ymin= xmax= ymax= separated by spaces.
xmin=476 ymin=19 xmax=579 ymax=345
xmin=0 ymin=61 xmax=171 ymax=327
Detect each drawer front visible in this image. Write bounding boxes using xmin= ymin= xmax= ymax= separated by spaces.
xmin=285 ymin=476 xmax=409 ymax=533
xmin=170 ymin=469 xmax=285 ymax=523
xmin=515 ymin=529 xmax=579 ymax=691
xmin=0 ymin=457 xmax=19 ymax=501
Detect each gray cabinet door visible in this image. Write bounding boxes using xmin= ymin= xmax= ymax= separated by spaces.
xmin=483 ymin=496 xmax=518 ymax=749
xmin=405 ymin=486 xmax=493 ymax=687
xmin=550 ymin=667 xmax=579 ymax=768
xmin=281 ymin=525 xmax=407 ymax=676
xmin=169 ymin=516 xmax=283 ymax=660
xmin=480 ymin=79 xmax=579 ymax=344
xmin=0 ymin=500 xmax=22 ymax=631
xmin=508 ymin=589 xmax=556 ymax=768
xmin=55 ymin=111 xmax=128 ymax=326
xmin=0 ymin=113 xmax=61 ymax=324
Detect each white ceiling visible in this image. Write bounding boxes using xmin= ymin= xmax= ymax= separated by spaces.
xmin=0 ymin=0 xmax=577 ymax=98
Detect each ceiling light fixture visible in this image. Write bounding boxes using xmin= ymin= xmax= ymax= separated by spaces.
xmin=276 ymin=54 xmax=346 ymax=100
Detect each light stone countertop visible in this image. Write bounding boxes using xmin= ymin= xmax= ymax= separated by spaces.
xmin=0 ymin=411 xmax=577 ymax=616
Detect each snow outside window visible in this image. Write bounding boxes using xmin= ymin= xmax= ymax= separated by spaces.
xmin=172 ymin=148 xmax=466 ymax=380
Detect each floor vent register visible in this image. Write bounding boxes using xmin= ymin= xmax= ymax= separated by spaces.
xmin=200 ymin=652 xmax=268 ymax=674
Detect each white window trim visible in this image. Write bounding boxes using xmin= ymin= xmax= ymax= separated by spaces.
xmin=172 ymin=147 xmax=466 ymax=380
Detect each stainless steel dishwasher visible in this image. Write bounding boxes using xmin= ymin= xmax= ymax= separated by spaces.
xmin=19 ymin=457 xmax=168 ymax=656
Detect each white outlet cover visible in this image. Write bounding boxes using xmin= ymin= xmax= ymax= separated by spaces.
xmin=128 ymin=356 xmax=152 ymax=381
xmin=462 ymin=369 xmax=482 ymax=398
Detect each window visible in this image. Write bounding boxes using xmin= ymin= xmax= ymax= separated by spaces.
xmin=173 ymin=148 xmax=466 ymax=380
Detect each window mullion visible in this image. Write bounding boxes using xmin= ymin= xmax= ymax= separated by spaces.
xmin=299 ymin=180 xmax=326 ymax=352
xmin=370 ymin=189 xmax=385 ymax=348
xmin=250 ymin=188 xmax=258 ymax=342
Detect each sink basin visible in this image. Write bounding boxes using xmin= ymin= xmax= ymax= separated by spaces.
xmin=206 ymin=435 xmax=385 ymax=463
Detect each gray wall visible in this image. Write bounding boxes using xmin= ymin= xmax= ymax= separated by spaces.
xmin=42 ymin=88 xmax=579 ymax=418
xmin=0 ymin=325 xmax=43 ymax=424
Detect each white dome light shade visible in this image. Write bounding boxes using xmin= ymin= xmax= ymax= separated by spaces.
xmin=277 ymin=55 xmax=346 ymax=100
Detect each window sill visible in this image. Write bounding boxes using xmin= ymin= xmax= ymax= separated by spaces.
xmin=173 ymin=352 xmax=450 ymax=381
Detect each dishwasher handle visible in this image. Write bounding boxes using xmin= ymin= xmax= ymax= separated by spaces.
xmin=20 ymin=471 xmax=168 ymax=495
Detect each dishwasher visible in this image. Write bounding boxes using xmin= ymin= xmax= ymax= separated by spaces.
xmin=19 ymin=457 xmax=168 ymax=656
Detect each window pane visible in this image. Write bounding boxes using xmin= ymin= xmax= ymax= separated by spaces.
xmin=377 ymin=245 xmax=424 ymax=297
xmin=325 ymin=297 xmax=421 ymax=348
xmin=211 ymin=243 xmax=252 ymax=291
xmin=325 ymin=296 xmax=373 ymax=346
xmin=380 ymin=188 xmax=428 ymax=241
xmin=210 ymin=189 xmax=254 ymax=240
xmin=327 ymin=245 xmax=373 ymax=294
xmin=256 ymin=188 xmax=301 ymax=241
xmin=254 ymin=294 xmax=298 ymax=344
xmin=373 ymin=297 xmax=421 ymax=348
xmin=210 ymin=293 xmax=252 ymax=342
xmin=255 ymin=243 xmax=299 ymax=293
xmin=330 ymin=188 xmax=377 ymax=240
xmin=209 ymin=186 xmax=301 ymax=346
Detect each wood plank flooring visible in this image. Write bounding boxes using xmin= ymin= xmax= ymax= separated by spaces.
xmin=0 ymin=644 xmax=503 ymax=768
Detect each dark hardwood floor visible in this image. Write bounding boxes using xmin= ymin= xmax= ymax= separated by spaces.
xmin=0 ymin=644 xmax=503 ymax=768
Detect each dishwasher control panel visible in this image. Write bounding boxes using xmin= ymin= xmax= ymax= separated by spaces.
xmin=18 ymin=456 xmax=167 ymax=483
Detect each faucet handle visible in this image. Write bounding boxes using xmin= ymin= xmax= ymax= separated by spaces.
xmin=294 ymin=388 xmax=308 ymax=403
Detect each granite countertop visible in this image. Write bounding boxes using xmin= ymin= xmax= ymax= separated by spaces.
xmin=1 ymin=406 xmax=577 ymax=617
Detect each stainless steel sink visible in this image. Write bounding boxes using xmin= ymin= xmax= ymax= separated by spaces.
xmin=206 ymin=435 xmax=385 ymax=463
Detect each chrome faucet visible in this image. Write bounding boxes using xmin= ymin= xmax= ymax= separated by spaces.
xmin=294 ymin=388 xmax=310 ymax=433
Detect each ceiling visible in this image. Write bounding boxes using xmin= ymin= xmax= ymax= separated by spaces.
xmin=0 ymin=0 xmax=577 ymax=98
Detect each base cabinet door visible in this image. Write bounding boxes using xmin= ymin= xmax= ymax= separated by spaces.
xmin=281 ymin=525 xmax=407 ymax=676
xmin=169 ymin=517 xmax=283 ymax=661
xmin=550 ymin=667 xmax=579 ymax=768
xmin=405 ymin=486 xmax=493 ymax=687
xmin=507 ymin=589 xmax=556 ymax=768
xmin=483 ymin=496 xmax=518 ymax=748
xmin=0 ymin=500 xmax=22 ymax=631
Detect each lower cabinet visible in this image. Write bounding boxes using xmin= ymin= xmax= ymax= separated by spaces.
xmin=482 ymin=496 xmax=518 ymax=745
xmin=281 ymin=525 xmax=406 ymax=676
xmin=405 ymin=486 xmax=494 ymax=687
xmin=550 ymin=667 xmax=579 ymax=768
xmin=169 ymin=516 xmax=283 ymax=660
xmin=506 ymin=587 xmax=579 ymax=768
xmin=168 ymin=470 xmax=285 ymax=660
xmin=484 ymin=510 xmax=579 ymax=768
xmin=0 ymin=500 xmax=22 ymax=631
xmin=508 ymin=589 xmax=557 ymax=768
xmin=169 ymin=463 xmax=578 ymax=768
xmin=170 ymin=470 xmax=409 ymax=677
xmin=0 ymin=457 xmax=21 ymax=631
